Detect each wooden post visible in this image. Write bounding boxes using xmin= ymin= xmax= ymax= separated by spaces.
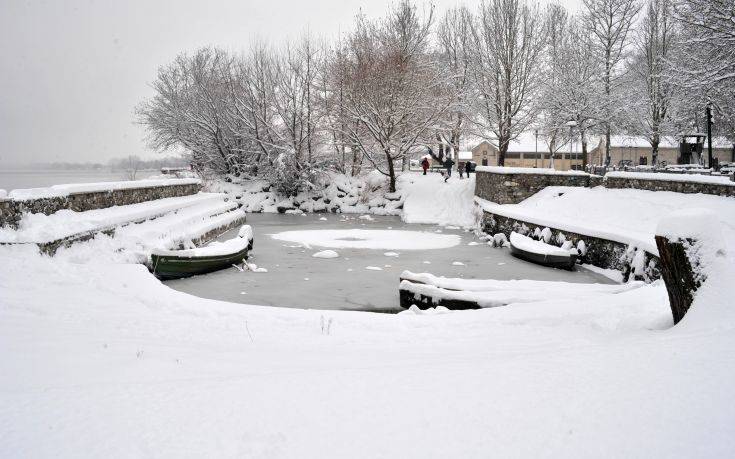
xmin=655 ymin=235 xmax=703 ymax=324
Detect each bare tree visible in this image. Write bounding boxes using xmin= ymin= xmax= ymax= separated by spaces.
xmin=627 ymin=0 xmax=676 ymax=164
xmin=334 ymin=1 xmax=455 ymax=192
xmin=125 ymin=155 xmax=141 ymax=180
xmin=542 ymin=16 xmax=604 ymax=167
xmin=468 ymin=0 xmax=546 ymax=166
xmin=137 ymin=47 xmax=241 ymax=175
xmin=437 ymin=6 xmax=473 ymax=160
xmin=668 ymin=0 xmax=735 ymax=143
xmin=583 ymin=0 xmax=641 ymax=166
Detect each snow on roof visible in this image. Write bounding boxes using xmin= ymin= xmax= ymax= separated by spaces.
xmin=476 ymin=132 xmax=585 ymax=153
xmin=609 ymin=135 xmax=679 ymax=149
xmin=8 ymin=178 xmax=201 ymax=201
xmin=609 ymin=135 xmax=732 ymax=149
xmin=458 ymin=151 xmax=473 ymax=160
xmin=476 ymin=166 xmax=590 ymax=176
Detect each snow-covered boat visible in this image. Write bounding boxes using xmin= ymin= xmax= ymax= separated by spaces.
xmin=150 ymin=225 xmax=254 ymax=280
xmin=509 ymin=231 xmax=577 ymax=270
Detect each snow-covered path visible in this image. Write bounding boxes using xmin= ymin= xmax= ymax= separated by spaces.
xmin=2 ymin=245 xmax=734 ymax=457
xmin=400 ymin=173 xmax=477 ymax=227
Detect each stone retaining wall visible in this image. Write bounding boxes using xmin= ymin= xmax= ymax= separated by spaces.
xmin=475 ymin=169 xmax=600 ymax=204
xmin=0 ymin=182 xmax=202 ymax=228
xmin=604 ymin=175 xmax=735 ymax=197
xmin=481 ymin=211 xmax=659 ymax=281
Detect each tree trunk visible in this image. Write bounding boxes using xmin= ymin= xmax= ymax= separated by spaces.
xmin=386 ymin=149 xmax=397 ymax=193
xmin=655 ymin=235 xmax=702 ymax=325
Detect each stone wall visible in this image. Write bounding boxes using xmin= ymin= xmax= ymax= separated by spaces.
xmin=481 ymin=211 xmax=660 ymax=280
xmin=604 ymin=175 xmax=735 ymax=197
xmin=475 ymin=169 xmax=599 ymax=204
xmin=0 ymin=182 xmax=202 ymax=228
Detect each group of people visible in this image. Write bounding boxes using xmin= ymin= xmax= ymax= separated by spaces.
xmin=420 ymin=157 xmax=472 ymax=182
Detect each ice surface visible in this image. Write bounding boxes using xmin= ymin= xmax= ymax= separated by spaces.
xmin=166 ymin=214 xmax=610 ymax=312
xmin=271 ymin=228 xmax=461 ymax=250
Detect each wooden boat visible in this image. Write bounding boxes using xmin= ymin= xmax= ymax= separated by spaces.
xmin=509 ymin=231 xmax=577 ymax=270
xmin=150 ymin=225 xmax=254 ymax=280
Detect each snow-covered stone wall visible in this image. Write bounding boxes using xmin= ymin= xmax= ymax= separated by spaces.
xmin=604 ymin=172 xmax=735 ymax=197
xmin=0 ymin=181 xmax=202 ymax=228
xmin=481 ymin=211 xmax=659 ymax=280
xmin=475 ymin=168 xmax=600 ymax=204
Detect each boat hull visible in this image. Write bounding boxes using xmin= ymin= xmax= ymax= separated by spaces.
xmin=151 ymin=247 xmax=249 ymax=280
xmin=510 ymin=244 xmax=577 ymax=270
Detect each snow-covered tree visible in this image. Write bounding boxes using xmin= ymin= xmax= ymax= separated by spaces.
xmin=468 ymin=0 xmax=546 ymax=166
xmin=436 ymin=6 xmax=473 ymax=161
xmin=583 ymin=0 xmax=641 ymax=165
xmin=540 ymin=13 xmax=603 ymax=167
xmin=668 ymin=0 xmax=735 ymax=143
xmin=625 ymin=0 xmax=676 ymax=164
xmin=334 ymin=1 xmax=456 ymax=192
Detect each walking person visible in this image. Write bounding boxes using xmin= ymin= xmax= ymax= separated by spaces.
xmin=421 ymin=157 xmax=430 ymax=175
xmin=443 ymin=157 xmax=455 ymax=182
xmin=465 ymin=160 xmax=472 ymax=177
xmin=458 ymin=162 xmax=464 ymax=179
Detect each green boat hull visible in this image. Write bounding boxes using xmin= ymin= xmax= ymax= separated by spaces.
xmin=151 ymin=247 xmax=250 ymax=280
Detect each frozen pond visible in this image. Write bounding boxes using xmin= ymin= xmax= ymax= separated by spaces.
xmin=165 ymin=213 xmax=614 ymax=313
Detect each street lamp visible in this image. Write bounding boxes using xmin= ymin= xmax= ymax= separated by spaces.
xmin=534 ymin=129 xmax=539 ymax=168
xmin=566 ymin=120 xmax=577 ymax=170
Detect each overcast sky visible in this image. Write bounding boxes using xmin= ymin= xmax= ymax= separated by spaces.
xmin=0 ymin=0 xmax=582 ymax=165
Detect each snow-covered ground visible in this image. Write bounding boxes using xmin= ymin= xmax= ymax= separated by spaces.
xmin=2 ymin=171 xmax=735 ymax=456
xmin=2 ymin=242 xmax=734 ymax=457
xmin=477 ymin=186 xmax=735 ymax=255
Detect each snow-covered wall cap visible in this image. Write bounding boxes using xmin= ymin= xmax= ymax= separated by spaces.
xmin=606 ymin=171 xmax=735 ymax=186
xmin=657 ymin=208 xmax=724 ymax=244
xmin=475 ymin=166 xmax=590 ymax=176
xmin=8 ymin=178 xmax=201 ymax=201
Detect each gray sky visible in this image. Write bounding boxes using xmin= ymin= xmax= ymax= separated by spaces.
xmin=0 ymin=0 xmax=582 ymax=165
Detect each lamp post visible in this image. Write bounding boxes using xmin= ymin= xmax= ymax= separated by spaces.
xmin=535 ymin=129 xmax=539 ymax=168
xmin=706 ymin=104 xmax=713 ymax=168
xmin=566 ymin=120 xmax=577 ymax=170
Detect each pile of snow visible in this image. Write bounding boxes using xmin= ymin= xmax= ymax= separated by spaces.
xmin=7 ymin=178 xmax=201 ymax=200
xmin=400 ymin=173 xmax=478 ymax=227
xmin=312 ymin=250 xmax=339 ymax=259
xmin=509 ymin=232 xmax=576 ymax=257
xmin=152 ymin=234 xmax=249 ymax=258
xmin=238 ymin=224 xmax=254 ymax=242
xmin=400 ymin=270 xmax=658 ymax=310
xmin=271 ymin=229 xmax=460 ymax=250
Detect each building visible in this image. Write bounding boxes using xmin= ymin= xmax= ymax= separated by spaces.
xmin=589 ymin=135 xmax=734 ymax=167
xmin=468 ymin=133 xmax=735 ymax=170
xmin=470 ymin=133 xmax=585 ymax=171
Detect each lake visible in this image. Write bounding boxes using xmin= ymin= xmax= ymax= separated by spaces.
xmin=0 ymin=169 xmax=160 ymax=191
